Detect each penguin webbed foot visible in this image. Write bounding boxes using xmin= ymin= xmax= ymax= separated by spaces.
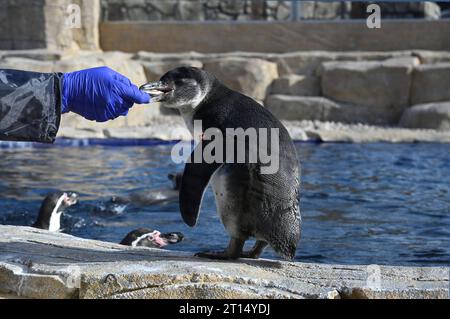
xmin=240 ymin=241 xmax=268 ymax=259
xmin=195 ymin=237 xmax=246 ymax=260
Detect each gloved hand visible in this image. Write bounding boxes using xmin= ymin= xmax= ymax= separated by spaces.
xmin=61 ymin=67 xmax=150 ymax=122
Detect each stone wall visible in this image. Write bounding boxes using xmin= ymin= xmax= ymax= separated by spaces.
xmin=0 ymin=0 xmax=100 ymax=51
xmin=100 ymin=1 xmax=442 ymax=22
xmin=101 ymin=0 xmax=349 ymax=22
xmin=1 ymin=49 xmax=449 ymax=134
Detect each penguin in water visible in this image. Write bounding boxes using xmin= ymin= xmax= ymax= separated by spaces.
xmin=109 ymin=172 xmax=183 ymax=206
xmin=33 ymin=192 xmax=79 ymax=232
xmin=141 ymin=67 xmax=301 ymax=260
xmin=120 ymin=228 xmax=184 ymax=248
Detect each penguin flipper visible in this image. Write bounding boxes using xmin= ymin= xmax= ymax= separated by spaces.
xmin=180 ymin=161 xmax=223 ymax=227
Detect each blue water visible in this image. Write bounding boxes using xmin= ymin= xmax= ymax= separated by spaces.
xmin=0 ymin=140 xmax=449 ymax=266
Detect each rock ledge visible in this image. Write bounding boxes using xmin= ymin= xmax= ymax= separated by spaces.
xmin=0 ymin=225 xmax=448 ymax=299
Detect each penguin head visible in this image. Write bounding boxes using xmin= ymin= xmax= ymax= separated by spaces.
xmin=34 ymin=191 xmax=79 ymax=231
xmin=168 ymin=172 xmax=183 ymax=191
xmin=140 ymin=67 xmax=215 ymax=109
xmin=120 ymin=228 xmax=184 ymax=248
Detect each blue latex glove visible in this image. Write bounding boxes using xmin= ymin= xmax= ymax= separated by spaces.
xmin=61 ymin=67 xmax=150 ymax=122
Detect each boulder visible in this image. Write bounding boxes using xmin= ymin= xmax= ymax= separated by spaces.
xmin=265 ymin=95 xmax=340 ymax=121
xmin=134 ymin=51 xmax=208 ymax=62
xmin=270 ymin=51 xmax=337 ymax=76
xmin=410 ymin=63 xmax=450 ymax=105
xmin=0 ymin=49 xmax=62 ymax=61
xmin=400 ymin=102 xmax=450 ymax=131
xmin=142 ymin=60 xmax=203 ymax=82
xmin=412 ymin=50 xmax=450 ymax=64
xmin=0 ymin=225 xmax=448 ymax=299
xmin=55 ymin=52 xmax=147 ymax=85
xmin=60 ymin=103 xmax=162 ymax=130
xmin=321 ymin=61 xmax=413 ymax=124
xmin=0 ymin=58 xmax=54 ymax=73
xmin=269 ymin=75 xmax=320 ymax=96
xmin=203 ymin=57 xmax=278 ymax=100
xmin=271 ymin=51 xmax=412 ymax=76
xmin=265 ymin=95 xmax=382 ymax=124
xmin=282 ymin=120 xmax=450 ymax=143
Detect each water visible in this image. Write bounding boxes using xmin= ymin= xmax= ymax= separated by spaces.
xmin=0 ymin=141 xmax=449 ymax=266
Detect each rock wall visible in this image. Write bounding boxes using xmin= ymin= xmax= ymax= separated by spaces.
xmin=0 ymin=225 xmax=448 ymax=299
xmin=1 ymin=49 xmax=450 ymax=133
xmin=100 ymin=0 xmax=441 ymax=22
xmin=0 ymin=0 xmax=100 ymax=51
xmin=101 ymin=0 xmax=349 ymax=22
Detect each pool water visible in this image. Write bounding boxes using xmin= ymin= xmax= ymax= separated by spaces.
xmin=0 ymin=141 xmax=449 ymax=266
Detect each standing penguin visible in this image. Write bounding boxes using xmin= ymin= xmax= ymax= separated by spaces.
xmin=141 ymin=67 xmax=301 ymax=260
xmin=33 ymin=191 xmax=79 ymax=232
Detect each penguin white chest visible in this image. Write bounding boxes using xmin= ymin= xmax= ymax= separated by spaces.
xmin=48 ymin=195 xmax=66 ymax=232
xmin=211 ymin=168 xmax=243 ymax=238
xmin=48 ymin=212 xmax=62 ymax=232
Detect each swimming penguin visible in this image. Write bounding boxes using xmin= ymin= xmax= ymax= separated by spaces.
xmin=140 ymin=67 xmax=301 ymax=260
xmin=110 ymin=172 xmax=183 ymax=206
xmin=33 ymin=192 xmax=79 ymax=232
xmin=120 ymin=228 xmax=184 ymax=248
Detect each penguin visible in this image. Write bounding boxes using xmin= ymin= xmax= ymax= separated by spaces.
xmin=109 ymin=172 xmax=183 ymax=206
xmin=33 ymin=191 xmax=79 ymax=232
xmin=120 ymin=228 xmax=184 ymax=248
xmin=140 ymin=67 xmax=301 ymax=260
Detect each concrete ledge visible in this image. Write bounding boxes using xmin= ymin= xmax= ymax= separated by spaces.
xmin=0 ymin=225 xmax=448 ymax=299
xmin=100 ymin=20 xmax=450 ymax=53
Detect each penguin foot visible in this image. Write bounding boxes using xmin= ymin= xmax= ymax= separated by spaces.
xmin=195 ymin=251 xmax=239 ymax=260
xmin=240 ymin=252 xmax=260 ymax=259
xmin=240 ymin=241 xmax=268 ymax=259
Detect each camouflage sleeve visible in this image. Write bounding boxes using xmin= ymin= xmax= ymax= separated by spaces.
xmin=0 ymin=69 xmax=62 ymax=143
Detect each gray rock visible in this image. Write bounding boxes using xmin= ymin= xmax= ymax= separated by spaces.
xmin=321 ymin=61 xmax=413 ymax=124
xmin=283 ymin=120 xmax=450 ymax=143
xmin=54 ymin=52 xmax=147 ymax=85
xmin=271 ymin=51 xmax=412 ymax=76
xmin=410 ymin=63 xmax=450 ymax=105
xmin=400 ymin=102 xmax=450 ymax=131
xmin=265 ymin=95 xmax=341 ymax=121
xmin=0 ymin=49 xmax=62 ymax=61
xmin=265 ymin=95 xmax=383 ymax=125
xmin=134 ymin=51 xmax=208 ymax=62
xmin=142 ymin=60 xmax=203 ymax=82
xmin=270 ymin=51 xmax=337 ymax=76
xmin=0 ymin=58 xmax=54 ymax=73
xmin=203 ymin=57 xmax=278 ymax=100
xmin=0 ymin=225 xmax=448 ymax=299
xmin=412 ymin=50 xmax=450 ymax=64
xmin=269 ymin=75 xmax=320 ymax=96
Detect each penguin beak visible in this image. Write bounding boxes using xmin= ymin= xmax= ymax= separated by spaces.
xmin=140 ymin=81 xmax=173 ymax=102
xmin=160 ymin=232 xmax=184 ymax=244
